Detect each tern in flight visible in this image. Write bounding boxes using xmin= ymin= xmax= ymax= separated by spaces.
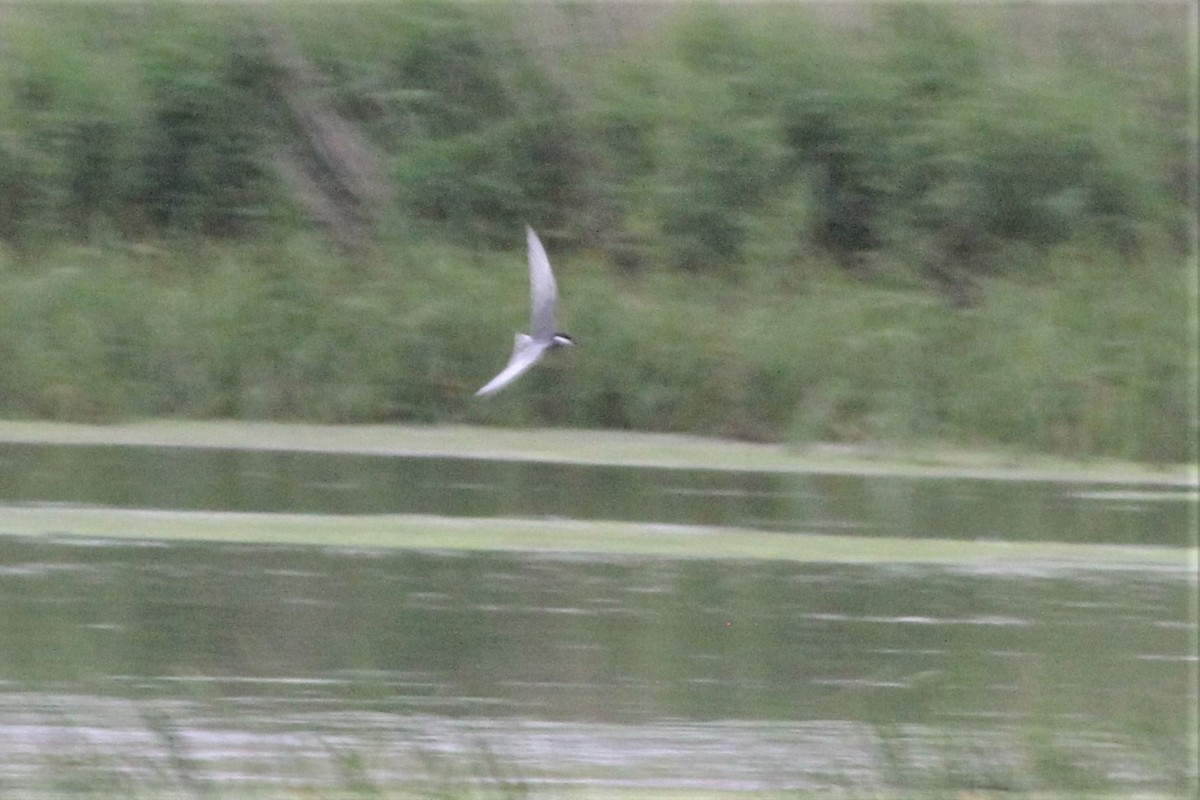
xmin=475 ymin=226 xmax=575 ymax=396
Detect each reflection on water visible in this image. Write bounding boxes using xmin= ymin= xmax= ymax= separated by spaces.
xmin=0 ymin=443 xmax=1193 ymax=544
xmin=0 ymin=443 xmax=1196 ymax=794
xmin=0 ymin=536 xmax=1195 ymax=793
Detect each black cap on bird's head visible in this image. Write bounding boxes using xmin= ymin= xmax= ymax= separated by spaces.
xmin=552 ymin=333 xmax=576 ymax=347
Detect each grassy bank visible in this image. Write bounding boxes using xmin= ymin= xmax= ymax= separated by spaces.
xmin=0 ymin=2 xmax=1195 ymax=463
xmin=0 ymin=240 xmax=1192 ymax=463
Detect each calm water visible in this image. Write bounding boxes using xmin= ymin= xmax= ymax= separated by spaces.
xmin=0 ymin=444 xmax=1196 ymax=794
xmin=0 ymin=443 xmax=1193 ymax=543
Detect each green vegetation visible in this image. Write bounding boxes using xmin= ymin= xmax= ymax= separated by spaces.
xmin=8 ymin=504 xmax=1194 ymax=565
xmin=2 ymin=420 xmax=1196 ymax=484
xmin=0 ymin=1 xmax=1194 ymax=463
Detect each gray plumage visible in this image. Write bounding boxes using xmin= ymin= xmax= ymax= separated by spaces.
xmin=475 ymin=227 xmax=574 ymax=396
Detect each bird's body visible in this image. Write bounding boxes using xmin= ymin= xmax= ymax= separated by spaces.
xmin=475 ymin=227 xmax=574 ymax=396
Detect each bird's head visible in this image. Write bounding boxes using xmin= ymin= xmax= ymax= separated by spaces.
xmin=552 ymin=333 xmax=576 ymax=347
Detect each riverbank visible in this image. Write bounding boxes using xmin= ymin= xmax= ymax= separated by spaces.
xmin=1 ymin=2 xmax=1194 ymax=463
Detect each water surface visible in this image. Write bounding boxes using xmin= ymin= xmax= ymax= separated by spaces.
xmin=1 ymin=443 xmax=1192 ymax=544
xmin=0 ymin=444 xmax=1195 ymax=794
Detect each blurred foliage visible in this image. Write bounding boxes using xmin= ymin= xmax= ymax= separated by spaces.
xmin=0 ymin=1 xmax=1193 ymax=461
xmin=139 ymin=26 xmax=278 ymax=235
xmin=0 ymin=1 xmax=1190 ymax=271
xmin=0 ymin=5 xmax=280 ymax=244
xmin=0 ymin=237 xmax=1189 ymax=462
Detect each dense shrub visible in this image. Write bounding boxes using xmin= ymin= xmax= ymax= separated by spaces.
xmin=0 ymin=6 xmax=283 ymax=246
xmin=0 ymin=2 xmax=1188 ymax=270
xmin=0 ymin=2 xmax=1191 ymax=461
xmin=138 ymin=26 xmax=278 ymax=235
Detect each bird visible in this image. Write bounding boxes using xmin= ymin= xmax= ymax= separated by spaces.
xmin=475 ymin=226 xmax=575 ymax=396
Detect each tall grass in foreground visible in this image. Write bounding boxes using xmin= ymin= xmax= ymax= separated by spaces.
xmin=0 ymin=237 xmax=1189 ymax=463
xmin=14 ymin=705 xmax=1196 ymax=799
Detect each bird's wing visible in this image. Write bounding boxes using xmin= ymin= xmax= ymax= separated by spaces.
xmin=475 ymin=334 xmax=549 ymax=396
xmin=526 ymin=226 xmax=558 ymax=342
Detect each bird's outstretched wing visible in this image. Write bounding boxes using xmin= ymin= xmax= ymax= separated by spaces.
xmin=527 ymin=226 xmax=558 ymax=342
xmin=475 ymin=334 xmax=550 ymax=396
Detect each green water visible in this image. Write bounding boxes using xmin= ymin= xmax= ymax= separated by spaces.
xmin=0 ymin=444 xmax=1195 ymax=794
xmin=0 ymin=443 xmax=1192 ymax=543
